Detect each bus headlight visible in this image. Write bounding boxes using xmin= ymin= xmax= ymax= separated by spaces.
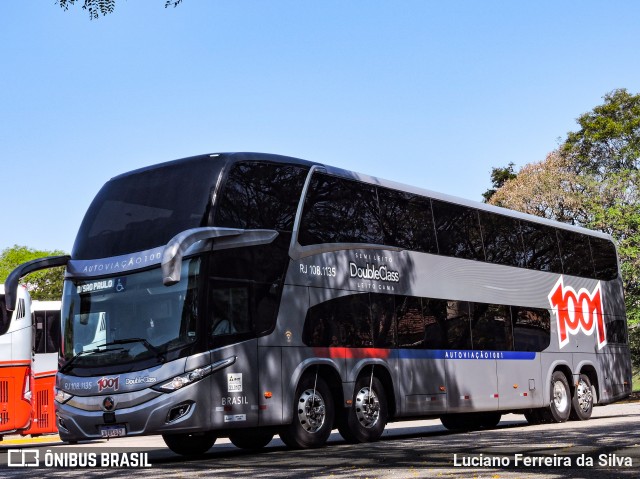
xmin=153 ymin=366 xmax=212 ymax=393
xmin=55 ymin=388 xmax=74 ymax=404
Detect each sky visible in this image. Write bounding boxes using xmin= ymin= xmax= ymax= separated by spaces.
xmin=1 ymin=1 xmax=639 ymax=254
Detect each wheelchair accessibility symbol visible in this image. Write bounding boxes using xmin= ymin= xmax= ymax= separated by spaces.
xmin=115 ymin=278 xmax=127 ymax=292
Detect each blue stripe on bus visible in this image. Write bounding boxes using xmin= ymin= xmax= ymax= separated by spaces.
xmin=396 ymin=349 xmax=536 ymax=360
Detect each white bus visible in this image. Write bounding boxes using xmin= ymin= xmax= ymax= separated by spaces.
xmin=6 ymin=153 xmax=632 ymax=454
xmin=0 ymin=286 xmax=60 ymax=438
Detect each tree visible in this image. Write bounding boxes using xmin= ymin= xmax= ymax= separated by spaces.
xmin=481 ymin=162 xmax=517 ymax=203
xmin=486 ymin=89 xmax=640 ymax=367
xmin=562 ymin=88 xmax=640 ymax=177
xmin=0 ymin=245 xmax=67 ymax=301
xmin=57 ymin=0 xmax=183 ymax=19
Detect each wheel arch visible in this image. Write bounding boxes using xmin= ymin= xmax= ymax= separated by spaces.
xmin=544 ymin=361 xmax=574 ymax=405
xmin=283 ymin=358 xmax=343 ymax=425
xmin=577 ymin=362 xmax=599 ymax=404
xmin=351 ymin=361 xmax=397 ymax=419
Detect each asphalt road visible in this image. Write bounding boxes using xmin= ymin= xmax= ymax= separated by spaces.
xmin=1 ymin=400 xmax=638 ymax=478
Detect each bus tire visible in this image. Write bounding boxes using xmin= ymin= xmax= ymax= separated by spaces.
xmin=478 ymin=412 xmax=501 ymax=429
xmin=162 ymin=431 xmax=216 ymax=456
xmin=280 ymin=374 xmax=334 ymax=449
xmin=524 ymin=409 xmax=544 ymax=425
xmin=549 ymin=371 xmax=571 ymax=423
xmin=569 ymin=374 xmax=593 ymax=421
xmin=338 ymin=376 xmax=388 ymax=443
xmin=440 ymin=414 xmax=470 ymax=431
xmin=229 ymin=429 xmax=274 ymax=450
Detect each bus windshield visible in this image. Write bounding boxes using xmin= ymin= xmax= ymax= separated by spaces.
xmin=61 ymin=258 xmax=201 ymax=370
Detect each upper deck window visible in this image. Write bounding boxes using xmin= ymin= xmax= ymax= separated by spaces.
xmin=73 ymin=158 xmax=221 ymax=259
xmin=214 ymin=162 xmax=309 ymax=231
xmin=299 ymin=173 xmax=383 ymax=246
xmin=431 ymin=200 xmax=485 ymax=261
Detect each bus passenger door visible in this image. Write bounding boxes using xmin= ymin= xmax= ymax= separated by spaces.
xmin=208 ymin=281 xmax=260 ymax=429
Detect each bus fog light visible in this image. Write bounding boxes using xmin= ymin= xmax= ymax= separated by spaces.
xmin=167 ymin=402 xmax=193 ymax=423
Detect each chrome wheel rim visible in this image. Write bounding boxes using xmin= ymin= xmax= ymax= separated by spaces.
xmin=553 ymin=380 xmax=569 ymax=413
xmin=576 ymin=378 xmax=593 ymax=413
xmin=354 ymin=387 xmax=380 ymax=429
xmin=297 ymin=389 xmax=326 ymax=433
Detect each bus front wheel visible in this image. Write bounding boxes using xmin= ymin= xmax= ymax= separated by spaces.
xmin=280 ymin=374 xmax=334 ymax=449
xmin=338 ymin=375 xmax=388 ymax=443
xmin=229 ymin=429 xmax=274 ymax=450
xmin=162 ymin=431 xmax=217 ymax=456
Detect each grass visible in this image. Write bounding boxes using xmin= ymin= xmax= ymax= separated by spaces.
xmin=633 ymin=367 xmax=640 ymax=392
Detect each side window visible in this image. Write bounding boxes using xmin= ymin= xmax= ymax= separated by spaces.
xmin=209 ymin=282 xmax=255 ymax=347
xmin=520 ymin=221 xmax=563 ymax=274
xmin=215 ymin=162 xmax=309 ymax=231
xmin=302 ymin=294 xmax=372 ymax=347
xmin=590 ymin=237 xmax=618 ymax=281
xmin=299 ymin=173 xmax=383 ymax=246
xmin=395 ymin=297 xmax=449 ymax=349
xmin=432 ymin=200 xmax=484 ymax=261
xmin=46 ymin=310 xmax=61 ymax=353
xmin=34 ymin=311 xmax=46 ymax=354
xmin=605 ymin=315 xmax=628 ymax=344
xmin=557 ymin=229 xmax=595 ymax=278
xmin=34 ymin=310 xmax=62 ymax=354
xmin=0 ymin=297 xmax=9 ymax=336
xmin=378 ymin=189 xmax=438 ymax=254
xmin=511 ymin=306 xmax=550 ymax=352
xmin=479 ymin=212 xmax=525 ymax=268
xmin=370 ymin=294 xmax=395 ymax=348
xmin=470 ymin=303 xmax=513 ymax=351
xmin=422 ymin=298 xmax=449 ymax=349
xmin=396 ymin=296 xmax=425 ymax=348
xmin=444 ymin=300 xmax=472 ymax=349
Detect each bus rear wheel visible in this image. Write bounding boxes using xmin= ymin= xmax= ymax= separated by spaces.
xmin=338 ymin=375 xmax=388 ymax=443
xmin=229 ymin=429 xmax=274 ymax=450
xmin=280 ymin=374 xmax=334 ymax=449
xmin=569 ymin=374 xmax=593 ymax=421
xmin=162 ymin=431 xmax=217 ymax=456
xmin=548 ymin=371 xmax=571 ymax=423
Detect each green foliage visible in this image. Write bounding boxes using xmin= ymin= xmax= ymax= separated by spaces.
xmin=57 ymin=0 xmax=183 ymax=19
xmin=482 ymin=162 xmax=517 ymax=203
xmin=0 ymin=245 xmax=67 ymax=301
xmin=563 ymin=89 xmax=640 ymax=177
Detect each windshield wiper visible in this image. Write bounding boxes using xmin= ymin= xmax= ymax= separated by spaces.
xmin=60 ymin=347 xmax=126 ymax=374
xmin=60 ymin=338 xmax=165 ymax=373
xmin=106 ymin=338 xmax=165 ymax=361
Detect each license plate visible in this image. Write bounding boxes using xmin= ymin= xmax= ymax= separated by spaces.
xmin=100 ymin=425 xmax=126 ymax=438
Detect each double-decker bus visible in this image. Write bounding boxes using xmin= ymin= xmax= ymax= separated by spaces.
xmin=6 ymin=153 xmax=632 ymax=454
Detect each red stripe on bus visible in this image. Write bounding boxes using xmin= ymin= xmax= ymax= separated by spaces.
xmin=313 ymin=347 xmax=391 ymax=360
xmin=0 ymin=360 xmax=30 ymax=367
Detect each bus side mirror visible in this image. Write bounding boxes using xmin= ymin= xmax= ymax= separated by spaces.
xmin=161 ymin=227 xmax=278 ymax=286
xmin=5 ymin=255 xmax=70 ymax=311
